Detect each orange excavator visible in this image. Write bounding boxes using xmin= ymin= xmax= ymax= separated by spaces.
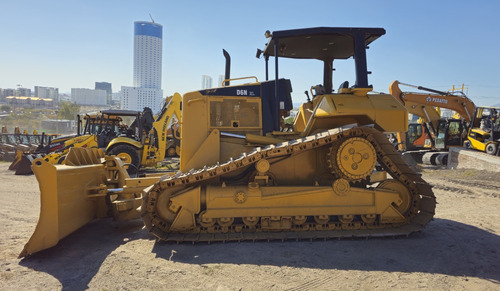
xmin=389 ymin=81 xmax=476 ymax=164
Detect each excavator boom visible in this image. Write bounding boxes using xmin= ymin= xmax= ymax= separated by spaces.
xmin=390 ymin=80 xmax=476 ymax=124
xmin=389 ymin=80 xmax=476 ymax=153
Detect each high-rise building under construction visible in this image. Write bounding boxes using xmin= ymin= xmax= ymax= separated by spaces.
xmin=121 ymin=20 xmax=164 ymax=113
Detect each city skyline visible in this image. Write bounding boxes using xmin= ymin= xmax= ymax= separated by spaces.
xmin=0 ymin=1 xmax=499 ymax=107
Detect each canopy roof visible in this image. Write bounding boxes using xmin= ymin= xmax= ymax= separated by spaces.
xmin=263 ymin=27 xmax=385 ymax=61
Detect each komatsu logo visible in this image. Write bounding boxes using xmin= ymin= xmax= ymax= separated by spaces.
xmin=426 ymin=96 xmax=448 ymax=104
xmin=237 ymin=89 xmax=248 ymax=96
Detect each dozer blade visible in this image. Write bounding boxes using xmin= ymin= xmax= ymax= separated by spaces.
xmin=19 ymin=148 xmax=107 ymax=258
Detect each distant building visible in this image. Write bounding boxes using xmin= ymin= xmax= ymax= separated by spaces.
xmin=121 ymin=20 xmax=164 ymax=113
xmin=6 ymin=96 xmax=54 ymax=108
xmin=0 ymin=88 xmax=15 ymax=100
xmin=35 ymin=86 xmax=59 ymax=102
xmin=112 ymin=91 xmax=121 ymax=102
xmin=71 ymin=88 xmax=107 ymax=106
xmin=15 ymin=88 xmax=31 ymax=97
xmin=134 ymin=21 xmax=162 ymax=89
xmin=59 ymin=93 xmax=71 ymax=102
xmin=95 ymin=82 xmax=112 ymax=104
xmin=41 ymin=119 xmax=75 ymax=134
xmin=121 ymin=87 xmax=164 ymax=112
xmin=202 ymin=75 xmax=213 ymax=89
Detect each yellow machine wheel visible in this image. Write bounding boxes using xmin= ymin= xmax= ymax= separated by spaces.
xmin=242 ymin=216 xmax=259 ymax=227
xmin=108 ymin=144 xmax=140 ymax=174
xmin=198 ymin=211 xmax=216 ymax=227
xmin=361 ymin=214 xmax=377 ymax=224
xmin=292 ymin=215 xmax=307 ymax=225
xmin=328 ymin=137 xmax=377 ymax=181
xmin=117 ymin=152 xmax=132 ymax=164
xmin=166 ymin=146 xmax=177 ymax=157
xmin=485 ymin=143 xmax=498 ymax=155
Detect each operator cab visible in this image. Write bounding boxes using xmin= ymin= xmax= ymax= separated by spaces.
xmin=255 ymin=27 xmax=404 ymax=135
xmin=96 ymin=109 xmax=149 ymax=147
xmin=260 ymin=27 xmax=385 ymax=96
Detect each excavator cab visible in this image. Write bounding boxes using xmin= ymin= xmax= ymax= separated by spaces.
xmin=434 ymin=119 xmax=467 ymax=150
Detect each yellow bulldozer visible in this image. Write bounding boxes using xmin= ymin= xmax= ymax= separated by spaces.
xmin=20 ymin=27 xmax=436 ymax=258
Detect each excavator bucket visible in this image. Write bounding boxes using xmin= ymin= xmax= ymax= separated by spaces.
xmin=19 ymin=148 xmax=108 ymax=258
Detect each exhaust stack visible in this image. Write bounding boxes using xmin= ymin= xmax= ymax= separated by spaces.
xmin=223 ymin=49 xmax=230 ymax=86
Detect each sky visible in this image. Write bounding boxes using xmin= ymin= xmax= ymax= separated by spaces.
xmin=1 ymin=0 xmax=499 ymax=106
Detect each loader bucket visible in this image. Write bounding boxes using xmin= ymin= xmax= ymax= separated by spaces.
xmin=13 ymin=154 xmax=42 ymax=175
xmin=19 ymin=148 xmax=108 ymax=258
xmin=8 ymin=150 xmax=24 ymax=170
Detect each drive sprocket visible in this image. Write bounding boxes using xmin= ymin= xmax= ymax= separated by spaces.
xmin=327 ymin=137 xmax=377 ymax=181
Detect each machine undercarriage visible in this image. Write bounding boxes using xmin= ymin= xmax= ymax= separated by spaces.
xmin=142 ymin=127 xmax=435 ymax=242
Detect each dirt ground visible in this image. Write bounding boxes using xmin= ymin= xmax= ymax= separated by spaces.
xmin=0 ymin=161 xmax=499 ymax=290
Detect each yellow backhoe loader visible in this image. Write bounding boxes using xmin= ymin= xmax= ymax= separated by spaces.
xmin=104 ymin=92 xmax=182 ymax=174
xmin=10 ymin=111 xmax=128 ymax=174
xmin=163 ymin=94 xmax=182 ymax=157
xmin=20 ymin=27 xmax=435 ymax=258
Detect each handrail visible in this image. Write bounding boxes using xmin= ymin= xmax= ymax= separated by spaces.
xmin=221 ymin=76 xmax=258 ymax=87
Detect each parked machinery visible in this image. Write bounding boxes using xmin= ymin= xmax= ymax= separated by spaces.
xmin=104 ymin=92 xmax=182 ymax=173
xmin=9 ymin=110 xmax=130 ymax=174
xmin=20 ymin=27 xmax=435 ymax=258
xmin=466 ymin=106 xmax=500 ymax=155
xmin=389 ymin=81 xmax=475 ymax=164
xmin=1 ymin=129 xmax=57 ymax=163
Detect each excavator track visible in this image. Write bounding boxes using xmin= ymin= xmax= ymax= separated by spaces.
xmin=142 ymin=126 xmax=436 ymax=242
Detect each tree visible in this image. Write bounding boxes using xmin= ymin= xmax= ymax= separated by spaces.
xmin=58 ymin=101 xmax=80 ymax=120
xmin=1 ymin=104 xmax=11 ymax=112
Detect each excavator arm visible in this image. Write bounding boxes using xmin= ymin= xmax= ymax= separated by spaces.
xmin=389 ymin=80 xmax=475 ymax=123
xmin=389 ymin=80 xmax=476 ymax=151
xmin=142 ymin=92 xmax=182 ymax=166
